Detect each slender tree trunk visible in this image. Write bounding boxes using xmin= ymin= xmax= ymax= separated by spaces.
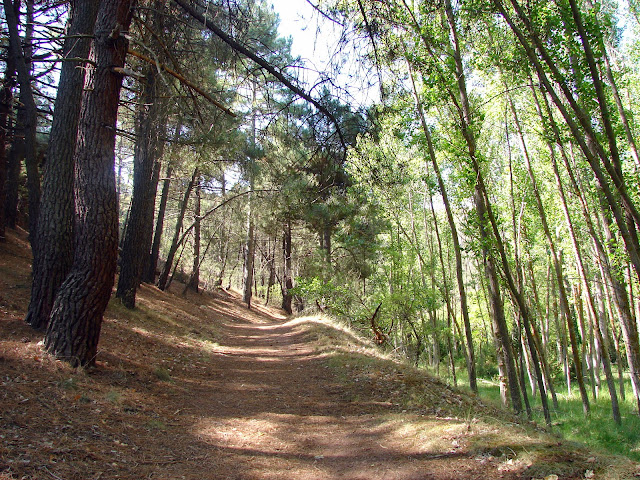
xmin=145 ymin=161 xmax=173 ymax=284
xmin=406 ymin=61 xmax=477 ymax=393
xmin=282 ymin=221 xmax=293 ymax=315
xmin=544 ymin=103 xmax=620 ymax=422
xmin=157 ymin=167 xmax=198 ymax=291
xmin=45 ymin=0 xmax=135 ymax=367
xmin=529 ymin=82 xmax=593 ymax=414
xmin=187 ymin=183 xmax=201 ymax=292
xmin=116 ymin=65 xmax=161 ymax=308
xmin=0 ymin=10 xmax=17 ymax=241
xmin=505 ymin=85 xmax=562 ymax=410
xmin=443 ymin=0 xmax=525 ymax=414
xmin=26 ymin=0 xmax=99 ymax=330
xmin=495 ymin=0 xmax=640 ymax=286
xmin=242 ymin=190 xmax=255 ymax=307
xmin=4 ymin=0 xmax=39 ymax=246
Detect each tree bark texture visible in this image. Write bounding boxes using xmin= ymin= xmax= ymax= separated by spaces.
xmin=26 ymin=0 xmax=99 ymax=330
xmin=116 ymin=65 xmax=161 ymax=308
xmin=242 ymin=192 xmax=255 ymax=307
xmin=45 ymin=0 xmax=135 ymax=367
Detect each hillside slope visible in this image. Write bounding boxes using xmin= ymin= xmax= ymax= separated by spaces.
xmin=0 ymin=228 xmax=637 ymax=480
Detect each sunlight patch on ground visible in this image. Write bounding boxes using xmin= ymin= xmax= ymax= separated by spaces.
xmin=191 ymin=412 xmax=495 ymax=479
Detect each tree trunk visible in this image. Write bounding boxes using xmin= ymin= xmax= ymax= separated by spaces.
xmin=4 ymin=0 xmax=40 ymax=246
xmin=282 ymin=221 xmax=293 ymax=315
xmin=145 ymin=161 xmax=173 ymax=284
xmin=495 ymin=0 xmax=640 ymax=287
xmin=504 ymin=85 xmax=562 ymax=410
xmin=116 ymin=65 xmax=161 ymax=308
xmin=186 ymin=182 xmax=201 ymax=292
xmin=0 ymin=8 xmax=17 ymax=241
xmin=406 ymin=61 xmax=477 ymax=393
xmin=529 ymin=82 xmax=592 ymax=415
xmin=157 ymin=167 xmax=198 ymax=291
xmin=242 ymin=203 xmax=255 ymax=307
xmin=45 ymin=0 xmax=135 ymax=367
xmin=26 ymin=0 xmax=98 ymax=330
xmin=442 ymin=0 xmax=524 ymax=414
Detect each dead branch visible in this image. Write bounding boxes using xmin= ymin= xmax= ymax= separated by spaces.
xmin=369 ymin=302 xmax=386 ymax=345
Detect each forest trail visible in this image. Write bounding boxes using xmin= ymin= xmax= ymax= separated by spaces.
xmin=162 ymin=303 xmax=516 ymax=480
xmin=0 ymin=228 xmax=637 ymax=480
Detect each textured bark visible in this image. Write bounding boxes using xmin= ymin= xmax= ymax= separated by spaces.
xmin=157 ymin=167 xmax=198 ymax=291
xmin=45 ymin=0 xmax=135 ymax=367
xmin=441 ymin=0 xmax=523 ymax=413
xmin=26 ymin=0 xmax=98 ymax=330
xmin=475 ymin=184 xmax=522 ymax=414
xmin=4 ymin=0 xmax=39 ymax=246
xmin=116 ymin=65 xmax=161 ymax=308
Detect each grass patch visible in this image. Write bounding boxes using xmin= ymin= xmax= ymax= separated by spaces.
xmin=106 ymin=390 xmax=122 ymax=404
xmin=153 ymin=367 xmax=172 ymax=382
xmin=442 ymin=367 xmax=640 ymax=462
xmin=145 ymin=419 xmax=167 ymax=431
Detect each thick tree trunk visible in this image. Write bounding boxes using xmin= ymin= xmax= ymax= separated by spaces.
xmin=157 ymin=167 xmax=198 ymax=291
xmin=4 ymin=0 xmax=39 ymax=246
xmin=4 ymin=126 xmax=21 ymax=229
xmin=475 ymin=184 xmax=522 ymax=414
xmin=26 ymin=0 xmax=98 ymax=330
xmin=45 ymin=0 xmax=135 ymax=367
xmin=116 ymin=65 xmax=161 ymax=308
xmin=441 ymin=0 xmax=524 ymax=413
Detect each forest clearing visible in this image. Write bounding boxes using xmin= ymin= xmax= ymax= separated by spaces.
xmin=1 ymin=227 xmax=638 ymax=480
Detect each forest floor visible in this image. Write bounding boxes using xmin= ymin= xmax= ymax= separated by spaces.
xmin=1 ymin=228 xmax=639 ymax=480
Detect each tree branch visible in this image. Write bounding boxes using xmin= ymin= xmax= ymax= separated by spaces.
xmin=127 ymin=48 xmax=234 ymax=117
xmin=171 ymin=0 xmax=347 ymax=154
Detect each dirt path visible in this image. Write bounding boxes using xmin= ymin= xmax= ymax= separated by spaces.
xmin=117 ymin=293 xmax=552 ymax=480
xmin=1 ymin=229 xmax=632 ymax=480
